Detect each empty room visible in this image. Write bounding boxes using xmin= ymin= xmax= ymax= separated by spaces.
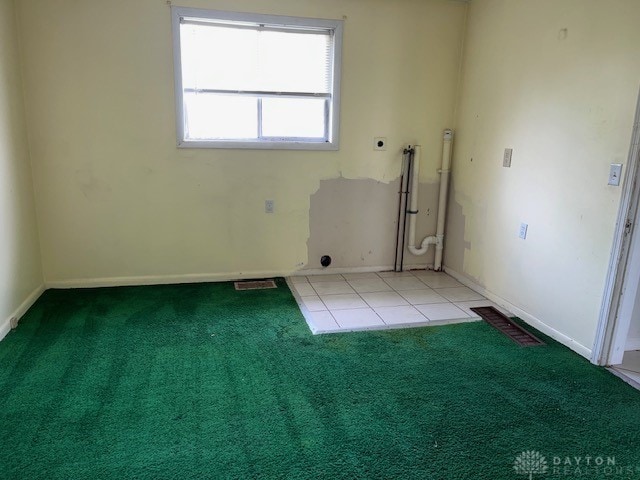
xmin=2 ymin=0 xmax=640 ymax=478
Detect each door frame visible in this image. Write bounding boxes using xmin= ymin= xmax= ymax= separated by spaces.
xmin=592 ymin=87 xmax=640 ymax=365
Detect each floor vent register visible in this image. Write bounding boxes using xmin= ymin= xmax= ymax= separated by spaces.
xmin=471 ymin=306 xmax=545 ymax=347
xmin=234 ymin=280 xmax=278 ymax=291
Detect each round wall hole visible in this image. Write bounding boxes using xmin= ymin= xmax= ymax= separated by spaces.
xmin=320 ymin=255 xmax=332 ymax=267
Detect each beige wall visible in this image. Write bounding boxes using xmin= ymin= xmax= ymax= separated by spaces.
xmin=0 ymin=0 xmax=43 ymax=336
xmin=446 ymin=0 xmax=640 ymax=352
xmin=16 ymin=0 xmax=466 ymax=285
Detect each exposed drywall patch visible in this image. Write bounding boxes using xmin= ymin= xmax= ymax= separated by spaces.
xmin=307 ymin=177 xmax=397 ymax=270
xmin=460 ymin=192 xmax=487 ymax=286
xmin=443 ymin=179 xmax=467 ymax=274
xmin=307 ymin=177 xmax=441 ymax=270
xmin=444 ymin=183 xmax=484 ymax=286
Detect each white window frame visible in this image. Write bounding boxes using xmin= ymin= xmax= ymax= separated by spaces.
xmin=171 ymin=7 xmax=343 ymax=150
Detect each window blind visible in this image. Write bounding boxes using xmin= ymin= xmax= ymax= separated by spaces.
xmin=179 ymin=21 xmax=334 ymax=96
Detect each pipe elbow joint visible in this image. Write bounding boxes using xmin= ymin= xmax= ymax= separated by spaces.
xmin=408 ymin=245 xmax=426 ymax=256
xmin=423 ymin=236 xmax=438 ymax=248
xmin=408 ymin=236 xmax=437 ymax=256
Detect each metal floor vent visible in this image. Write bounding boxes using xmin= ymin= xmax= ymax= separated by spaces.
xmin=234 ymin=280 xmax=277 ymax=291
xmin=471 ymin=306 xmax=545 ymax=347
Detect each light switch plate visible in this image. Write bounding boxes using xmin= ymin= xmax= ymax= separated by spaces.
xmin=519 ymin=223 xmax=528 ymax=239
xmin=503 ymin=148 xmax=513 ymax=168
xmin=608 ymin=163 xmax=623 ymax=186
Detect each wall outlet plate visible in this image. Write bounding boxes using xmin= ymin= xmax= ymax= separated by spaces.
xmin=373 ymin=137 xmax=387 ymax=151
xmin=265 ymin=200 xmax=274 ymax=213
xmin=519 ymin=223 xmax=528 ymax=239
xmin=503 ymin=148 xmax=513 ymax=167
xmin=608 ymin=163 xmax=623 ymax=186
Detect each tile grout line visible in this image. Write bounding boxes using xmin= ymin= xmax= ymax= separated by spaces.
xmin=309 ymin=281 xmax=339 ymax=313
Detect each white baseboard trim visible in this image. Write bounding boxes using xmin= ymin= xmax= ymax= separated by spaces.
xmin=0 ymin=284 xmax=45 ymax=342
xmin=298 ymin=264 xmax=432 ymax=277
xmin=0 ymin=318 xmax=9 ymax=342
xmin=443 ymin=266 xmax=593 ymax=360
xmin=46 ymin=264 xmax=437 ymax=287
xmin=45 ymin=270 xmax=297 ymax=289
xmin=46 ymin=265 xmax=441 ymax=287
xmin=625 ymin=337 xmax=640 ymax=351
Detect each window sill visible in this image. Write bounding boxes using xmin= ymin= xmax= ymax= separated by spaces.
xmin=177 ymin=140 xmax=340 ymax=151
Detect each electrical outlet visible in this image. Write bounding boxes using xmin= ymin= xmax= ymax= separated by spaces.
xmin=608 ymin=163 xmax=623 ymax=186
xmin=519 ymin=223 xmax=528 ymax=239
xmin=503 ymin=148 xmax=513 ymax=167
xmin=373 ymin=137 xmax=387 ymax=151
xmin=265 ymin=200 xmax=274 ymax=214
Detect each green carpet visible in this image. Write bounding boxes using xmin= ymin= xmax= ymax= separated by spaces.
xmin=1 ymin=278 xmax=639 ymax=479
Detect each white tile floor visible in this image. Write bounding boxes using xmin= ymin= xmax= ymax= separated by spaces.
xmin=287 ymin=270 xmax=511 ymax=334
xmin=611 ymin=350 xmax=640 ymax=389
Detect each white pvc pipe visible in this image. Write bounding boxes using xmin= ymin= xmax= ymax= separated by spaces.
xmin=407 ymin=146 xmax=437 ymax=256
xmin=434 ymin=129 xmax=453 ymax=270
xmin=406 ymin=130 xmax=454 ymax=271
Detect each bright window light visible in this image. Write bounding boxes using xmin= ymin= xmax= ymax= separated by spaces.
xmin=171 ymin=7 xmax=343 ymax=150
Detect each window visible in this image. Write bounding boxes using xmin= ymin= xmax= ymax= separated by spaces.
xmin=171 ymin=7 xmax=343 ymax=150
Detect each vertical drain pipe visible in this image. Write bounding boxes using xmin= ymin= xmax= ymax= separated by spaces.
xmin=406 ymin=129 xmax=454 ymax=271
xmin=394 ymin=149 xmax=412 ymax=272
xmin=433 ymin=129 xmax=453 ymax=271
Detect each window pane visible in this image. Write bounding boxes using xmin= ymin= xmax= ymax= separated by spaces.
xmin=181 ymin=24 xmax=259 ymax=91
xmin=184 ymin=93 xmax=257 ymax=140
xmin=258 ymin=31 xmax=332 ymax=93
xmin=261 ymin=98 xmax=326 ymax=139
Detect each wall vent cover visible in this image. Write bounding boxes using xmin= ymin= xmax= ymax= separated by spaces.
xmin=471 ymin=306 xmax=545 ymax=347
xmin=234 ymin=280 xmax=277 ymax=291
